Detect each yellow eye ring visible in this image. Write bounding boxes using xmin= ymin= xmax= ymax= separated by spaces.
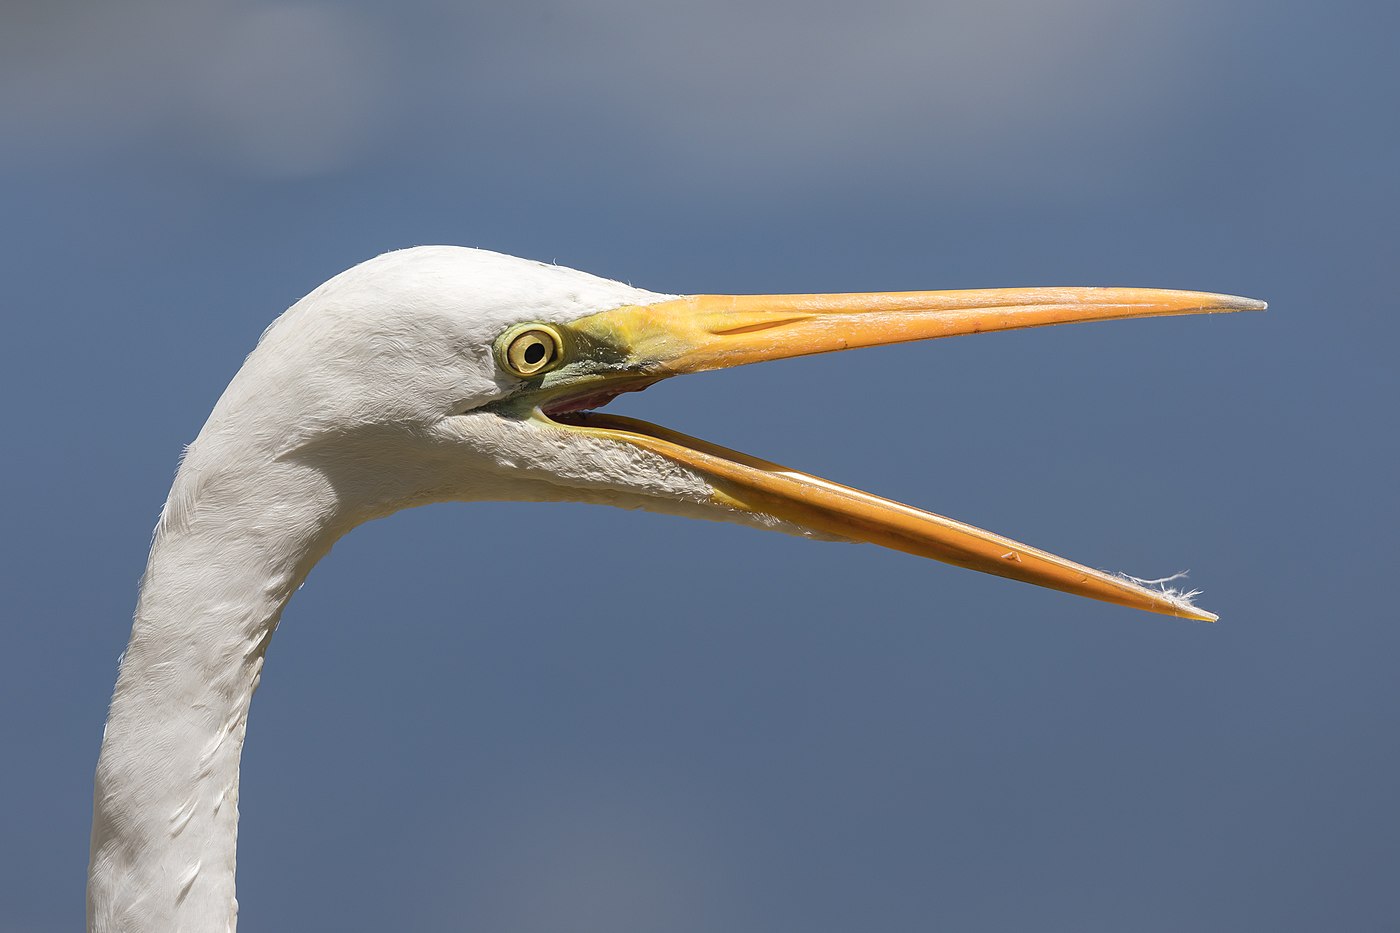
xmin=496 ymin=323 xmax=565 ymax=378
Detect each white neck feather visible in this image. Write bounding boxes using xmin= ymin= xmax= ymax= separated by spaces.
xmin=88 ymin=450 xmax=347 ymax=933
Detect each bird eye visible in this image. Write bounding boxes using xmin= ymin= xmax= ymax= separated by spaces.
xmin=497 ymin=324 xmax=565 ymax=378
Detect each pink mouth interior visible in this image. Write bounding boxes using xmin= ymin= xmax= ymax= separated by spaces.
xmin=541 ymin=378 xmax=659 ymax=418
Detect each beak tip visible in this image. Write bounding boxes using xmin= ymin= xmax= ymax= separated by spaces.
xmin=1227 ymin=295 xmax=1268 ymax=313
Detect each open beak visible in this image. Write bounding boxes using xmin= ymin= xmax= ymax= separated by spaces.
xmin=551 ymin=287 xmax=1264 ymax=621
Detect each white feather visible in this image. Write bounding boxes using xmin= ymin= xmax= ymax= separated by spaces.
xmin=88 ymin=248 xmax=718 ymax=932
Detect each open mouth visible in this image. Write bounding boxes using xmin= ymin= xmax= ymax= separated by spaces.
xmin=519 ymin=285 xmax=1264 ymax=621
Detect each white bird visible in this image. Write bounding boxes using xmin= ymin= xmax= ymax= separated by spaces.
xmin=87 ymin=246 xmax=1262 ymax=931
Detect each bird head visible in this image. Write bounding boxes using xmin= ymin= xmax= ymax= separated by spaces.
xmin=200 ymin=246 xmax=1261 ymax=621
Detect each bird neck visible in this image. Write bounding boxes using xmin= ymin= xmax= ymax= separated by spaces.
xmin=88 ymin=453 xmax=347 ymax=933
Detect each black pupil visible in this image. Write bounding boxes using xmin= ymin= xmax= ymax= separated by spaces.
xmin=523 ymin=341 xmax=547 ymax=365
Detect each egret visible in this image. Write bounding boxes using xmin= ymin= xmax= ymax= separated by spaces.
xmin=88 ymin=246 xmax=1262 ymax=931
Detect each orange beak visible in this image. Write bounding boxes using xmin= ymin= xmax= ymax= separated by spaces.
xmin=552 ymin=286 xmax=1263 ymax=621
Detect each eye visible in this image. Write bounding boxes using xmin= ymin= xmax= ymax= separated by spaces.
xmin=497 ymin=324 xmax=565 ymax=378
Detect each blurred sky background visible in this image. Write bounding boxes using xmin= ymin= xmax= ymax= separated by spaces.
xmin=2 ymin=0 xmax=1397 ymax=930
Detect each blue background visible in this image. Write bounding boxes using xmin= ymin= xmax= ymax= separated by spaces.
xmin=3 ymin=1 xmax=1397 ymax=929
